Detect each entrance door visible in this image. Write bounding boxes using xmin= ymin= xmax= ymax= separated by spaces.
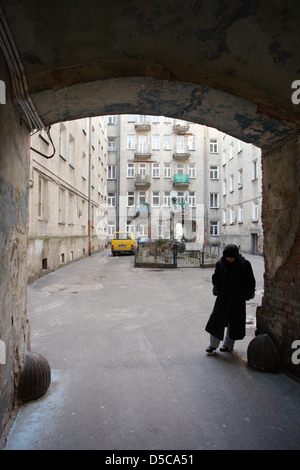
xmin=251 ymin=233 xmax=258 ymax=255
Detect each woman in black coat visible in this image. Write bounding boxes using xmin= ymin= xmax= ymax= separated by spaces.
xmin=205 ymin=244 xmax=256 ymax=353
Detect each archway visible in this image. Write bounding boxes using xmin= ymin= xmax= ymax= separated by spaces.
xmin=0 ymin=0 xmax=300 ymax=440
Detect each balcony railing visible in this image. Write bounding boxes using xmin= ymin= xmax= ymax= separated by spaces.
xmin=173 ymin=174 xmax=189 ymax=186
xmin=173 ymin=120 xmax=189 ymax=134
xmin=173 ymin=146 xmax=190 ymax=160
xmin=135 ymin=119 xmax=151 ymax=131
xmin=134 ymin=145 xmax=151 ymax=159
xmin=134 ymin=175 xmax=151 ymax=187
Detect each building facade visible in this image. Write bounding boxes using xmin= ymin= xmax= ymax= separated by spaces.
xmin=107 ymin=115 xmax=262 ymax=254
xmin=28 ymin=117 xmax=108 ymax=282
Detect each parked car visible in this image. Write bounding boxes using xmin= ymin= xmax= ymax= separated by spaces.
xmin=137 ymin=237 xmax=151 ymax=247
xmin=111 ymin=231 xmax=137 ymax=256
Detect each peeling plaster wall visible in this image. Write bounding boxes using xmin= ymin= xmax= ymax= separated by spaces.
xmin=0 ymin=51 xmax=30 ymax=438
xmin=258 ymin=134 xmax=300 ymax=375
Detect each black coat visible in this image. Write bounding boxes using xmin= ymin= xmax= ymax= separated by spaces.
xmin=205 ymin=254 xmax=256 ymax=341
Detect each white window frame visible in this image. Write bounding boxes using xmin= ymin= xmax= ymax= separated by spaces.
xmin=252 ymin=201 xmax=259 ymax=221
xmin=210 ymin=221 xmax=219 ymax=236
xmin=163 ymin=191 xmax=171 ymax=207
xmin=152 ymin=135 xmax=160 ymax=150
xmin=163 ymin=135 xmax=171 ymax=150
xmin=210 ymin=166 xmax=219 ymax=179
xmin=188 ymin=163 xmax=196 ymax=178
xmin=152 ymin=163 xmax=160 ymax=178
xmin=127 ymin=135 xmax=135 ymax=149
xmin=253 ymin=160 xmax=258 ymax=180
xmin=209 ymin=139 xmax=218 ymax=153
xmin=163 ymin=163 xmax=171 ymax=178
xmin=107 ymin=193 xmax=116 ymax=207
xmin=189 ymin=191 xmax=196 ymax=207
xmin=127 ymin=163 xmax=135 ymax=178
xmin=107 ymin=165 xmax=116 ymax=179
xmin=152 ymin=191 xmax=160 ymax=206
xmin=238 ymin=205 xmax=243 ymax=223
xmin=210 ymin=193 xmax=219 ymax=208
xmin=127 ymin=191 xmax=135 ymax=207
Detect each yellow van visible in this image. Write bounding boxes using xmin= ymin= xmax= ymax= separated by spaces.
xmin=111 ymin=231 xmax=136 ymax=256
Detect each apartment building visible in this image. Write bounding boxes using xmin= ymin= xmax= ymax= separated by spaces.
xmin=107 ymin=115 xmax=262 ymax=254
xmin=28 ymin=117 xmax=108 ymax=281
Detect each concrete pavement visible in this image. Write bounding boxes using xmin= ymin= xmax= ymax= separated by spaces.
xmin=3 ymin=250 xmax=300 ymax=450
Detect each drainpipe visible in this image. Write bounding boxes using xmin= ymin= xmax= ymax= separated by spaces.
xmin=203 ymin=126 xmax=208 ymax=251
xmin=88 ymin=117 xmax=92 ymax=255
xmin=116 ymin=115 xmax=120 ymax=231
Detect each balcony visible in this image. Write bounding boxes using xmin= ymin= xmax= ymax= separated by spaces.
xmin=173 ymin=174 xmax=189 ymax=187
xmin=173 ymin=120 xmax=189 ymax=134
xmin=135 ymin=119 xmax=151 ymax=132
xmin=134 ymin=175 xmax=151 ymax=188
xmin=134 ymin=145 xmax=151 ymax=160
xmin=173 ymin=146 xmax=190 ymax=160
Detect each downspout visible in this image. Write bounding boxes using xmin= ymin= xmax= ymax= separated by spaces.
xmin=116 ymin=115 xmax=120 ymax=231
xmin=88 ymin=117 xmax=92 ymax=255
xmin=203 ymin=126 xmax=208 ymax=250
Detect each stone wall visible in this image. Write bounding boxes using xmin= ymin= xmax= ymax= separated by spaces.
xmin=257 ymin=134 xmax=300 ymax=377
xmin=0 ymin=51 xmax=30 ymax=438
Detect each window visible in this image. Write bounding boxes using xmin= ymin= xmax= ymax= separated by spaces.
xmin=152 ymin=116 xmax=160 ymax=123
xmin=222 ymin=149 xmax=226 ymax=166
xmin=222 ymin=210 xmax=227 ymax=225
xmin=108 ymin=193 xmax=116 ymax=207
xmin=210 ymin=221 xmax=219 ymax=236
xmin=138 ymin=191 xmax=147 ymax=205
xmin=177 ymin=163 xmax=184 ymax=175
xmin=138 ymin=135 xmax=146 ymax=153
xmin=139 ymin=115 xmax=147 ymax=122
xmin=163 ymin=135 xmax=171 ymax=150
xmin=176 ymin=135 xmax=185 ymax=152
xmin=253 ymin=160 xmax=258 ymax=180
xmin=59 ymin=123 xmax=67 ymax=160
xmin=163 ymin=191 xmax=171 ymax=207
xmin=229 ymin=174 xmax=234 ymax=192
xmin=68 ymin=192 xmax=74 ymax=224
xmin=128 ymin=115 xmax=136 ymax=122
xmin=229 ymin=142 xmax=234 ymax=159
xmin=68 ymin=134 xmax=75 ymax=167
xmin=127 ymin=192 xmax=135 ymax=207
xmin=38 ymin=176 xmax=47 ymax=219
xmin=188 ymin=135 xmax=196 ymax=150
xmin=107 ymin=165 xmax=116 ymax=179
xmin=230 ymin=207 xmax=235 ymax=224
xmin=252 ymin=201 xmax=259 ymax=221
xmin=209 ymin=139 xmax=218 ymax=153
xmin=238 ymin=169 xmax=243 ymax=188
xmin=152 ymin=191 xmax=160 ymax=206
xmin=222 ymin=179 xmax=227 ymax=196
xmin=210 ymin=166 xmax=219 ymax=179
xmin=177 ymin=191 xmax=185 ymax=205
xmin=108 ymin=138 xmax=117 ymax=151
xmin=238 ymin=205 xmax=243 ymax=223
xmin=82 ymin=152 xmax=87 ymax=180
xmin=138 ymin=224 xmax=148 ymax=236
xmin=139 ymin=163 xmax=146 ymax=175
xmin=163 ymin=163 xmax=171 ymax=178
xmin=108 ymin=115 xmax=117 ymax=125
xmin=189 ymin=191 xmax=196 ymax=207
xmin=108 ymin=224 xmax=115 ymax=237
xmin=164 ymin=117 xmax=172 ymax=123
xmin=127 ymin=135 xmax=135 ymax=149
xmin=152 ymin=135 xmax=160 ymax=150
xmin=188 ymin=163 xmax=196 ymax=178
xmin=127 ymin=163 xmax=135 ymax=178
xmin=238 ymin=140 xmax=243 ymax=153
xmin=82 ymin=118 xmax=88 ymax=134
xmin=152 ymin=163 xmax=160 ymax=178
xmin=58 ymin=188 xmax=65 ymax=223
xmin=210 ymin=193 xmax=219 ymax=208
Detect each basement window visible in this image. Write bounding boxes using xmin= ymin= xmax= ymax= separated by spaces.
xmin=42 ymin=258 xmax=48 ymax=270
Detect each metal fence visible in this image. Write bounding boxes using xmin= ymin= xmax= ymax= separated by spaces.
xmin=135 ymin=241 xmax=219 ymax=268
